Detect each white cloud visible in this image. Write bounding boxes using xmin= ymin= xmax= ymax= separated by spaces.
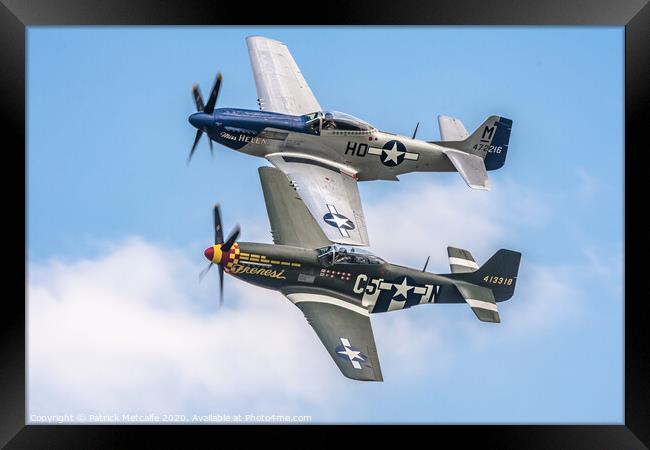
xmin=28 ymin=238 xmax=343 ymax=420
xmin=581 ymin=243 xmax=623 ymax=289
xmin=362 ymin=181 xmax=594 ymax=354
xmin=28 ymin=181 xmax=614 ymax=423
xmin=457 ymin=262 xmax=583 ymax=350
xmin=363 ymin=178 xmax=550 ymax=268
xmin=372 ymin=312 xmax=454 ymax=377
xmin=28 ymin=237 xmax=453 ymax=422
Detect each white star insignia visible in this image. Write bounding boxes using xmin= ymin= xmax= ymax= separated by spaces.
xmin=392 ymin=277 xmax=413 ymax=299
xmin=337 ymin=346 xmax=364 ymax=361
xmin=383 ymin=142 xmax=405 ymax=164
xmin=330 ymin=214 xmax=350 ymax=229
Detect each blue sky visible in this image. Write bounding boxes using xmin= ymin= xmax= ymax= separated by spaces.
xmin=27 ymin=27 xmax=623 ymax=424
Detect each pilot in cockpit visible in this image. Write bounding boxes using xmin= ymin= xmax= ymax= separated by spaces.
xmin=334 ymin=247 xmax=353 ymax=263
xmin=322 ymin=112 xmax=337 ymax=130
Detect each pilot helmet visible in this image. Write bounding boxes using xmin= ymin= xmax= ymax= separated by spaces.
xmin=324 ymin=112 xmax=334 ymax=120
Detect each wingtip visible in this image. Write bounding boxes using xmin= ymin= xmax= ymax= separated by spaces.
xmin=245 ymin=35 xmax=265 ymax=42
xmin=246 ymin=35 xmax=284 ymax=45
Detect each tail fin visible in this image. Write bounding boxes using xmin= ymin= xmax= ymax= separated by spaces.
xmin=442 ymin=248 xmax=521 ymax=323
xmin=454 ymin=249 xmax=522 ymax=302
xmin=434 ymin=116 xmax=513 ymax=171
xmin=473 ymin=249 xmax=522 ymax=301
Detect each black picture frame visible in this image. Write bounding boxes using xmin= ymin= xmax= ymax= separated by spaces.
xmin=3 ymin=0 xmax=646 ymax=447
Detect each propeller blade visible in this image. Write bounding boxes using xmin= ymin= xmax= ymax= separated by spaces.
xmin=188 ymin=129 xmax=203 ymax=163
xmin=221 ymin=225 xmax=240 ymax=252
xmin=218 ymin=265 xmax=224 ymax=307
xmin=204 ymin=72 xmax=222 ymax=114
xmin=412 ymin=122 xmax=419 ymax=140
xmin=192 ymin=84 xmax=204 ymax=111
xmin=199 ymin=262 xmax=213 ymax=281
xmin=213 ymin=204 xmax=224 ymax=245
xmin=208 ymin=137 xmax=213 ymax=156
xmin=203 ymin=203 xmax=237 ymax=309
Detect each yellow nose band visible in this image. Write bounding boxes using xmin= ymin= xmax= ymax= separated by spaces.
xmin=212 ymin=245 xmax=223 ymax=264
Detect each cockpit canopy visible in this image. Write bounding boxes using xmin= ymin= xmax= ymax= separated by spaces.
xmin=303 ymin=110 xmax=375 ymax=133
xmin=317 ymin=245 xmax=385 ymax=266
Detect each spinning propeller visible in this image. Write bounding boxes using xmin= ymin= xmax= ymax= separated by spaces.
xmin=200 ymin=203 xmax=240 ymax=307
xmin=188 ymin=72 xmax=222 ymax=163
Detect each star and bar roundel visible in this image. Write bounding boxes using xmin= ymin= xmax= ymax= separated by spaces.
xmin=323 ymin=204 xmax=355 ymax=237
xmin=368 ymin=140 xmax=420 ymax=167
xmin=335 ymin=337 xmax=368 ymax=370
xmin=353 ymin=274 xmax=440 ymax=313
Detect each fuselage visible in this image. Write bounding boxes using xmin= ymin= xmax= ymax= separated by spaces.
xmin=188 ymin=108 xmax=456 ymax=181
xmin=213 ymin=241 xmax=470 ymax=315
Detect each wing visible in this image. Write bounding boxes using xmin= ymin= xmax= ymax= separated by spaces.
xmin=444 ymin=149 xmax=491 ymax=190
xmin=246 ymin=36 xmax=322 ymax=116
xmin=265 ymin=153 xmax=370 ymax=246
xmin=284 ymin=290 xmax=383 ymax=381
xmin=258 ymin=166 xmax=331 ymax=249
xmin=438 ymin=115 xmax=469 ymax=141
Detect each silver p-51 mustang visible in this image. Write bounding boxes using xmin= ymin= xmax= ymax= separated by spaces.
xmin=188 ymin=36 xmax=513 ymax=247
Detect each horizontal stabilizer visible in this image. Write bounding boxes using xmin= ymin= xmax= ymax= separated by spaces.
xmin=444 ymin=149 xmax=490 ymax=190
xmin=455 ymin=282 xmax=500 ymax=323
xmin=438 ymin=115 xmax=469 ymax=141
xmin=447 ymin=246 xmax=478 ymax=273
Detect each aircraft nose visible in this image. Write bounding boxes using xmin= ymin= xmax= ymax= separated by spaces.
xmin=189 ymin=112 xmax=202 ymax=128
xmin=204 ymin=246 xmax=214 ymax=262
